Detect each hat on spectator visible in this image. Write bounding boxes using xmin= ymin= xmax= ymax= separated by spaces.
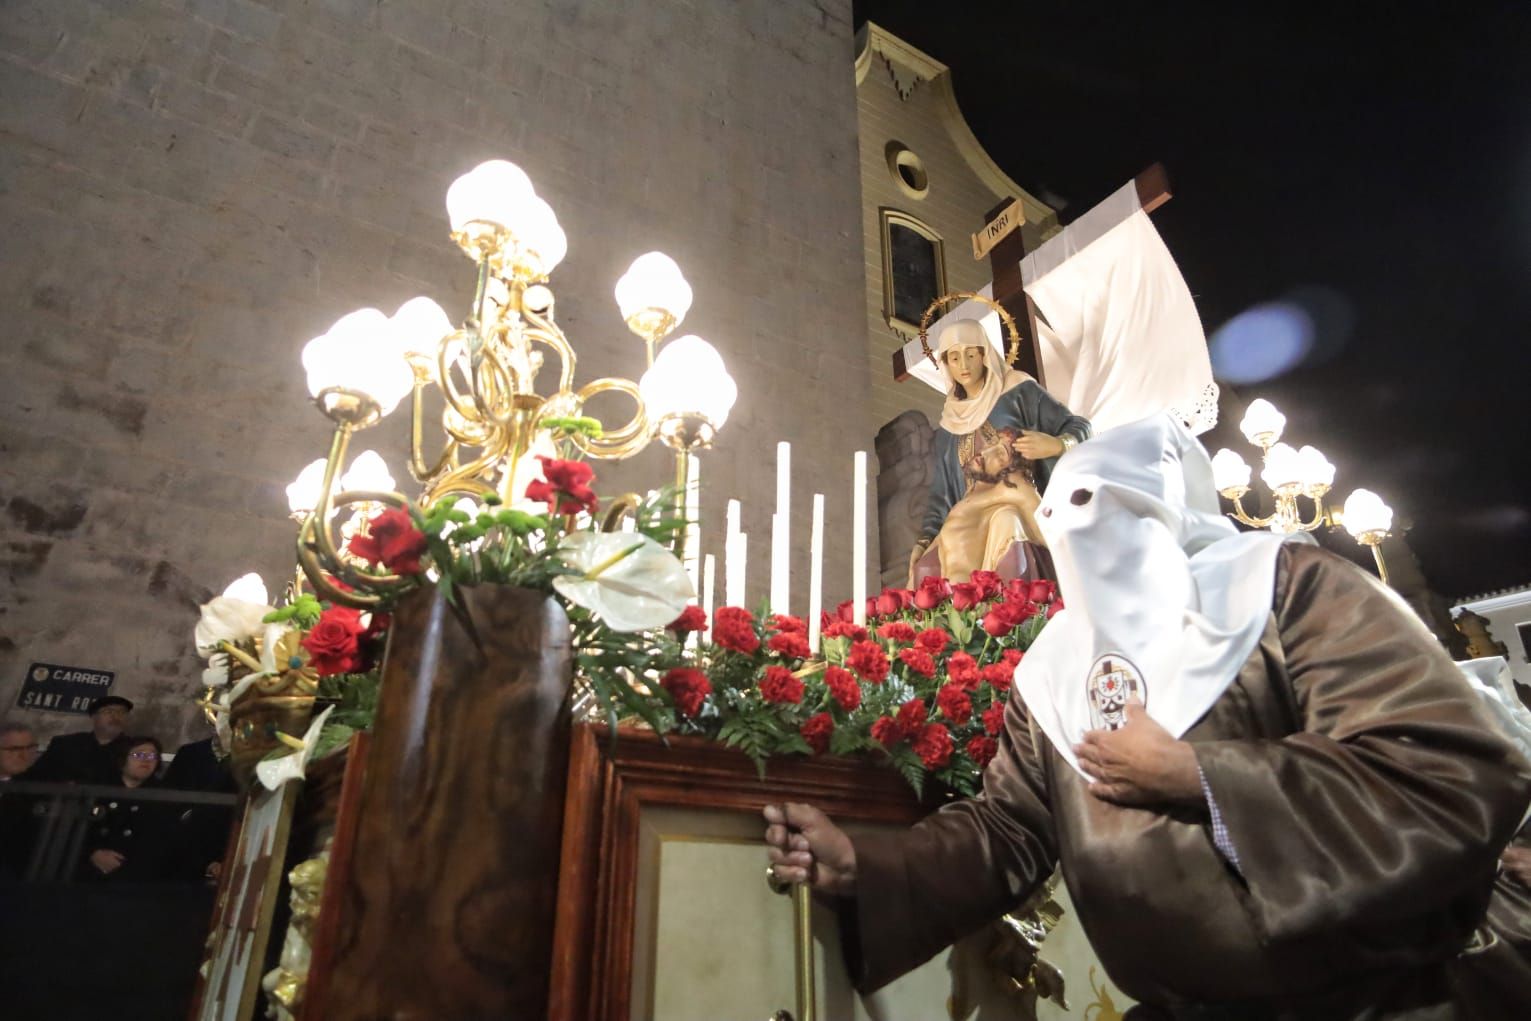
xmin=88 ymin=695 xmax=134 ymax=715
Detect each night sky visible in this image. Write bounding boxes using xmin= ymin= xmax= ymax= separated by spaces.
xmin=854 ymin=2 xmax=1531 ymax=598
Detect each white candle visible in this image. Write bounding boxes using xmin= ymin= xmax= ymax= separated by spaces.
xmin=775 ymin=441 xmax=790 ymax=613
xmin=808 ymin=493 xmax=824 ymax=653
xmin=853 ymin=451 xmax=867 ymax=627
xmin=685 ymin=454 xmax=701 ymax=596
xmin=727 ymin=531 xmax=747 ymax=608
xmin=726 ymin=498 xmax=741 ymax=542
xmin=702 ymin=554 xmax=716 ymax=641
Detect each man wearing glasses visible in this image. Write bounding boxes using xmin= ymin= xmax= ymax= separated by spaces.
xmin=27 ymin=696 xmax=134 ymax=785
xmin=0 ymin=722 xmax=40 ymax=782
xmin=1 ymin=721 xmax=42 ymax=877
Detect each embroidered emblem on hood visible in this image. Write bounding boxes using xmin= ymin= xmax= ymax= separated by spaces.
xmin=1087 ymin=653 xmax=1146 ymax=731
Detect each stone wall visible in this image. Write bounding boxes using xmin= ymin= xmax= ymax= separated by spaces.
xmin=0 ymin=0 xmax=867 ymax=748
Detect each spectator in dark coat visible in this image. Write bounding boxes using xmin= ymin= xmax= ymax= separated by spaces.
xmin=79 ymin=736 xmax=176 ymax=882
xmin=28 ymin=696 xmax=134 ymax=785
xmin=164 ymin=732 xmax=238 ymax=881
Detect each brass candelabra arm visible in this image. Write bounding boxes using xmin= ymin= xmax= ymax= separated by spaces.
xmin=571 ymin=377 xmax=651 ymax=460
xmin=1293 ymin=491 xmax=1330 ymax=533
xmin=1225 ymin=491 xmax=1275 ymax=530
xmin=407 ymin=376 xmax=460 ymax=483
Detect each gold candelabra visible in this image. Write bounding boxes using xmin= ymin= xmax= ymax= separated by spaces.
xmin=1212 ymin=398 xmax=1395 ymax=582
xmin=287 ymin=160 xmax=738 ymax=606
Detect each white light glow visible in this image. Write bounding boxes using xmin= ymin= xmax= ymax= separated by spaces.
xmin=1343 ymin=489 xmax=1394 ymax=537
xmin=615 ymin=252 xmax=693 ymax=328
xmin=638 ymin=334 xmax=737 ymax=429
xmin=301 ymin=308 xmax=413 ymax=416
xmin=1296 ymin=445 xmax=1335 ymax=490
xmin=1260 ymin=442 xmax=1302 ymax=491
xmin=286 ymin=458 xmax=329 ymax=515
xmin=341 ymin=450 xmax=395 ymax=494
xmin=1239 ymin=398 xmax=1286 ymax=446
xmin=1210 ymin=449 xmax=1252 ymax=493
xmin=445 ymin=160 xmax=535 ymax=233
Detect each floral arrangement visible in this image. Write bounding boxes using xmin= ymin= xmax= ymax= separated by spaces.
xmin=195 ymin=418 xmax=1059 ymax=796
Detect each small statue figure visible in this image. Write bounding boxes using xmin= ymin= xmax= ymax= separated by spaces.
xmin=910 ymin=319 xmax=1090 ymax=584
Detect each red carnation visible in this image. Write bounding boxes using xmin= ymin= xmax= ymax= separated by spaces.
xmin=661 ymin=667 xmax=712 ymax=717
xmin=712 ymin=606 xmax=760 ymax=654
xmin=898 ymin=647 xmax=937 ymax=678
xmin=1028 ymin=579 xmax=1057 ymax=604
xmin=982 ymin=700 xmax=1007 ymax=736
xmin=667 ymin=605 xmax=707 ymax=634
xmin=914 ymin=576 xmax=953 ymax=610
xmin=760 ymin=665 xmax=805 ymax=704
xmin=947 ymin=652 xmax=980 ymax=690
xmin=767 ymin=631 xmax=811 ymax=660
xmin=981 ymin=662 xmax=1015 ymax=691
xmin=970 ymin=570 xmax=1003 ymax=600
xmin=895 ymin=697 xmax=927 ymax=737
xmin=525 ymin=456 xmax=597 ymax=515
xmin=967 ymin=735 xmax=999 ymax=768
xmin=822 ymin=620 xmax=869 ymax=641
xmin=1002 ymin=648 xmax=1024 ymax=667
xmin=824 ymin=665 xmax=862 ymax=711
xmin=915 ymin=627 xmax=950 ymax=654
xmin=871 ymin=716 xmax=901 ymax=748
xmin=801 ymin=712 xmax=834 ymax=754
xmin=935 ymin=683 xmax=972 ymax=725
xmin=877 ymin=621 xmax=917 ymax=644
xmin=847 ymin=640 xmax=890 ymax=683
xmin=951 ymin=582 xmax=980 ymax=611
xmin=301 ymin=605 xmax=368 ymax=676
xmin=913 ymin=722 xmax=953 ymax=769
xmin=348 ymin=508 xmax=429 ymax=575
xmin=768 ymin=614 xmax=808 ymax=635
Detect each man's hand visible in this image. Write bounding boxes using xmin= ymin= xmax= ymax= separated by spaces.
xmin=1073 ymin=704 xmax=1202 ymax=807
xmin=89 ymin=849 xmax=125 ymax=874
xmin=1013 ymin=430 xmax=1066 ymax=460
xmin=763 ymin=802 xmax=857 ymax=896
xmin=1502 ymin=844 xmax=1531 ymax=888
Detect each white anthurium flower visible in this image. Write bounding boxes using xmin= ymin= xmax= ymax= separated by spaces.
xmin=551 ymin=532 xmax=694 ymax=632
xmin=195 ymin=596 xmax=275 ymax=657
xmin=202 ymin=652 xmax=230 ymax=689
xmin=255 ymin=705 xmax=335 ymax=791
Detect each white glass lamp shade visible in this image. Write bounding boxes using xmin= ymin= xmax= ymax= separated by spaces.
xmin=615 ymin=252 xmax=693 ymax=327
xmin=222 ymin=573 xmax=269 ymax=606
xmin=1210 ymin=449 xmax=1252 ymax=494
xmin=286 ymin=458 xmax=329 ymax=515
xmin=445 ymin=160 xmax=534 ymax=233
xmin=639 ymin=334 xmax=738 ymax=429
xmin=1239 ymin=398 xmax=1286 ymax=446
xmin=1259 ymin=442 xmax=1303 ymax=491
xmin=517 ymin=195 xmax=567 ymax=276
xmin=390 ymin=296 xmax=454 ymax=363
xmin=341 ymin=450 xmax=396 ymax=494
xmin=1296 ymin=445 xmax=1335 ymax=491
xmin=302 ymin=308 xmax=413 ymax=416
xmin=1343 ymin=489 xmax=1394 ymax=538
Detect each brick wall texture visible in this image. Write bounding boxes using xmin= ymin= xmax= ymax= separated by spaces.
xmin=0 ymin=0 xmax=868 ymax=747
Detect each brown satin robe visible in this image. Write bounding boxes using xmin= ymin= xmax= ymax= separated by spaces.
xmin=844 ymin=543 xmax=1531 ymax=1019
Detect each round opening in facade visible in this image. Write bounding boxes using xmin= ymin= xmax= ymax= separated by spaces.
xmin=885 ymin=141 xmax=929 ymax=199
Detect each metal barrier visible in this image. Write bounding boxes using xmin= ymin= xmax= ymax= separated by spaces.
xmin=2 ymin=781 xmax=240 ymax=883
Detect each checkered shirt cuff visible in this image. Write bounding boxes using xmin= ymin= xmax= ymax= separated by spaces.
xmin=1199 ymin=763 xmax=1243 ymax=875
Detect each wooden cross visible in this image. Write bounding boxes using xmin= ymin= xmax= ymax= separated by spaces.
xmin=891 ymin=164 xmax=1174 ymax=389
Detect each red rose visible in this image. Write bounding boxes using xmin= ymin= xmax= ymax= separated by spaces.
xmin=912 ymin=722 xmax=953 ymax=769
xmin=301 ymin=606 xmax=367 ymax=676
xmin=969 ymin=570 xmax=1003 ymax=600
xmin=835 ymin=599 xmax=857 ymax=624
xmin=348 ymin=508 xmax=429 ymax=575
xmin=895 ymin=697 xmax=927 ymax=737
xmin=875 ymin=587 xmax=913 ymax=618
xmin=967 ymin=735 xmax=998 ymax=768
xmin=661 ymin=667 xmax=712 ymax=717
xmin=947 ymin=652 xmax=980 ymax=690
xmin=897 ymin=647 xmax=937 ymax=678
xmin=667 ymin=605 xmax=707 ymax=634
xmin=1005 ymin=578 xmax=1030 ymax=603
xmin=801 ymin=712 xmax=833 ymax=754
xmin=712 ymin=606 xmax=760 ymax=654
xmin=982 ymin=700 xmax=1007 ymax=736
xmin=824 ymin=665 xmax=862 ymax=711
xmin=876 ymin=621 xmax=916 ymax=644
xmin=1002 ymin=648 xmax=1024 ymax=667
xmin=525 ymin=456 xmax=597 ymax=515
xmin=760 ymin=665 xmax=804 ymax=705
xmin=950 ymin=582 xmax=980 ymax=611
xmin=915 ymin=627 xmax=950 ymax=654
xmin=871 ymin=716 xmax=901 ymax=748
xmin=981 ymin=662 xmax=1015 ymax=691
xmin=767 ymin=631 xmax=811 ymax=660
xmin=822 ymin=621 xmax=869 ymax=642
xmin=1028 ymin=579 xmax=1057 ymax=604
xmin=913 ymin=576 xmax=953 ymax=610
xmin=981 ymin=609 xmax=1016 ymax=637
xmin=768 ymin=614 xmax=807 ymax=635
xmin=935 ymin=683 xmax=972 ymax=725
xmin=1046 ymin=599 xmax=1064 ymax=619
xmin=847 ymin=640 xmax=889 ymax=683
